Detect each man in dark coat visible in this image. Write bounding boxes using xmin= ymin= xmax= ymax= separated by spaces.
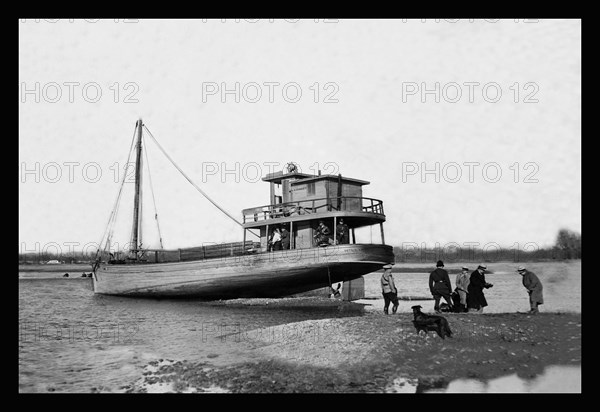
xmin=467 ymin=264 xmax=493 ymax=313
xmin=336 ymin=219 xmax=349 ymax=244
xmin=280 ymin=226 xmax=290 ymax=249
xmin=314 ymin=220 xmax=331 ymax=246
xmin=429 ymin=260 xmax=454 ymax=313
xmin=518 ymin=266 xmax=544 ymax=314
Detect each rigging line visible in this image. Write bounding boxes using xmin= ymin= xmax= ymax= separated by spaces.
xmin=96 ymin=122 xmax=138 ymax=258
xmin=142 ymin=133 xmax=165 ymax=249
xmin=138 ymin=149 xmax=143 ymax=249
xmin=105 ymin=153 xmax=135 ymax=255
xmin=106 ymin=127 xmax=139 ymax=251
xmin=142 ymin=125 xmax=243 ymax=228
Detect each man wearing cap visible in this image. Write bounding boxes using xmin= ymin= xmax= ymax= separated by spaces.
xmin=314 ymin=220 xmax=331 ymax=247
xmin=467 ymin=264 xmax=493 ymax=313
xmin=336 ymin=219 xmax=349 ymax=245
xmin=518 ymin=266 xmax=544 ymax=314
xmin=380 ymin=264 xmax=399 ymax=314
xmin=429 ymin=260 xmax=454 ymax=313
xmin=455 ymin=266 xmax=470 ymax=313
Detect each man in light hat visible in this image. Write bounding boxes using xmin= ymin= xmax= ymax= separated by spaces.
xmin=380 ymin=263 xmax=399 ymax=314
xmin=518 ymin=266 xmax=544 ymax=314
xmin=454 ymin=266 xmax=470 ymax=313
xmin=467 ymin=264 xmax=493 ymax=313
xmin=429 ymin=260 xmax=454 ymax=313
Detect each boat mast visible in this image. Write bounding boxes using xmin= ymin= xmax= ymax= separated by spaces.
xmin=131 ymin=118 xmax=143 ymax=260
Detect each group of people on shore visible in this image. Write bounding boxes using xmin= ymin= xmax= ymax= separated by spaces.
xmin=429 ymin=260 xmax=494 ymax=314
xmin=380 ymin=260 xmax=544 ymax=315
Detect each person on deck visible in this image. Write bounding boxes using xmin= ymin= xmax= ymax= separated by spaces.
xmin=518 ymin=265 xmax=544 ymax=314
xmin=314 ymin=220 xmax=331 ymax=247
xmin=380 ymin=264 xmax=399 ymax=314
xmin=336 ymin=219 xmax=349 ymax=244
xmin=271 ymin=228 xmax=282 ymax=251
xmin=280 ymin=226 xmax=290 ymax=250
xmin=467 ymin=264 xmax=493 ymax=313
xmin=429 ymin=260 xmax=454 ymax=313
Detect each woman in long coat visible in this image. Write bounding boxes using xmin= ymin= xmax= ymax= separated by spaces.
xmin=467 ymin=264 xmax=493 ymax=313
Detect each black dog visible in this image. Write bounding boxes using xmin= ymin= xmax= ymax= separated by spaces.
xmin=411 ymin=305 xmax=453 ymax=339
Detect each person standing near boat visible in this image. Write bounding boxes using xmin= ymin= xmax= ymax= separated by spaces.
xmin=518 ymin=265 xmax=544 ymax=314
xmin=455 ymin=266 xmax=470 ymax=313
xmin=467 ymin=264 xmax=493 ymax=313
xmin=429 ymin=260 xmax=454 ymax=313
xmin=329 ymin=283 xmax=342 ymax=299
xmin=380 ymin=264 xmax=399 ymax=314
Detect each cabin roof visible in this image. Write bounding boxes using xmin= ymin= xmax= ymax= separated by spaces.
xmin=289 ymin=175 xmax=370 ymax=186
xmin=262 ymin=172 xmax=370 ymax=186
xmin=262 ymin=172 xmax=313 ymax=183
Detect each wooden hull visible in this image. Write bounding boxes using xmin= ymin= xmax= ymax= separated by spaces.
xmin=93 ymin=244 xmax=394 ymax=299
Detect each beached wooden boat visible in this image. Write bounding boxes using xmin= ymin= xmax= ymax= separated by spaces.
xmin=92 ymin=119 xmax=394 ymax=298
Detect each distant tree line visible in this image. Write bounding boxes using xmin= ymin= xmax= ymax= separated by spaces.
xmin=393 ymin=228 xmax=581 ymax=263
xmin=554 ymin=228 xmax=582 ymax=260
xmin=19 ymin=229 xmax=581 ymax=264
xmin=19 ymin=250 xmax=97 ymax=265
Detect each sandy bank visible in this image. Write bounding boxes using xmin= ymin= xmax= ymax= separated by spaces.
xmin=126 ymin=308 xmax=581 ymax=393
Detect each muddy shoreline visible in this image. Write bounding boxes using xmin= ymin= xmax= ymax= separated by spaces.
xmin=124 ymin=299 xmax=581 ymax=393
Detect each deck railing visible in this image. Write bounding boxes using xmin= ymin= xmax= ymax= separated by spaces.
xmin=242 ymin=196 xmax=384 ymax=223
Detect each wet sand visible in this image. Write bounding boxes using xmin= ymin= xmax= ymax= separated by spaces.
xmin=125 ymin=304 xmax=580 ymax=393
xmin=20 ymin=260 xmax=581 ymax=393
xmin=124 ymin=260 xmax=581 ymax=393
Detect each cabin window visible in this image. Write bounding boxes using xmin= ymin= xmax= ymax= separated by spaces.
xmin=307 ymin=182 xmax=315 ymax=195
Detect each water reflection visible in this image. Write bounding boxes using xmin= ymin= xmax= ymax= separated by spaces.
xmin=389 ymin=365 xmax=581 ymax=393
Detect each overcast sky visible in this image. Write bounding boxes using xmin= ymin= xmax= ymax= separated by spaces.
xmin=18 ymin=19 xmax=581 ymax=256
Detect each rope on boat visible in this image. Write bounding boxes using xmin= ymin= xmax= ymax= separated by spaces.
xmin=93 ymin=122 xmax=138 ymax=271
xmin=143 ymin=135 xmax=164 ymax=249
xmin=142 ymin=125 xmax=243 ymax=229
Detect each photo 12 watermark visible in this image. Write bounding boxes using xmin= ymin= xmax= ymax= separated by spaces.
xmin=19 ymin=161 xmax=341 ymax=184
xmin=395 ymin=241 xmax=548 ymax=263
xmin=19 ymin=320 xmax=142 ymax=344
xmin=201 ymin=82 xmax=339 ymax=104
xmin=19 ymin=82 xmax=140 ymax=103
xmin=19 ymin=19 xmax=139 ymax=24
xmin=401 ymin=82 xmax=539 ymax=104
xmin=401 ymin=162 xmax=540 ymax=183
xmin=200 ymin=320 xmax=348 ymax=345
xmin=400 ymin=19 xmax=539 ymax=24
xmin=200 ymin=19 xmax=339 ymax=24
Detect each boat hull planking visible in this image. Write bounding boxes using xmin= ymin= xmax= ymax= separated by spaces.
xmin=93 ymin=244 xmax=394 ymax=299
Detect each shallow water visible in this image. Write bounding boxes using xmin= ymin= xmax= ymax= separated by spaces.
xmin=19 ymin=261 xmax=581 ymax=393
xmin=18 ymin=277 xmax=362 ymax=393
xmin=388 ymin=365 xmax=581 ymax=393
